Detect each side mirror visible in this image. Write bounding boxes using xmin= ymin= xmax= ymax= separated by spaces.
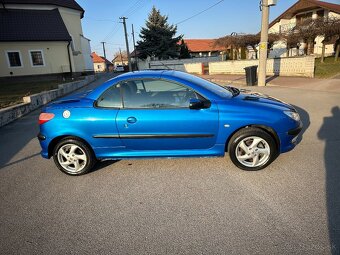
xmin=189 ymin=98 xmax=210 ymax=110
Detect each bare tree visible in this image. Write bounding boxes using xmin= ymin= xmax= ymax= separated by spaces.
xmin=281 ymin=32 xmax=301 ymax=57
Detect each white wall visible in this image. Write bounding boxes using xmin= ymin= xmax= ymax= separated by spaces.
xmin=206 ymin=56 xmax=315 ymax=78
xmin=81 ymin=36 xmax=94 ymax=72
xmin=138 ymin=56 xmax=222 ymax=71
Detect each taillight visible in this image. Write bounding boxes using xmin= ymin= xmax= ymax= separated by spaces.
xmin=39 ymin=113 xmax=55 ymax=125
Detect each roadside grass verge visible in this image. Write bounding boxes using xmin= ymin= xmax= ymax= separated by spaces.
xmin=0 ymin=78 xmax=86 ymax=109
xmin=315 ymin=57 xmax=340 ymax=79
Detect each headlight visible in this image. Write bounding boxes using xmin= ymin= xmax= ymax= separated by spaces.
xmin=284 ymin=111 xmax=300 ymax=121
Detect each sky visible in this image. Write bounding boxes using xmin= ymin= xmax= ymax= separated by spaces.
xmin=77 ymin=0 xmax=340 ymax=60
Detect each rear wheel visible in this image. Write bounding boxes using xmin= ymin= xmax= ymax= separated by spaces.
xmin=53 ymin=138 xmax=96 ymax=175
xmin=228 ymin=128 xmax=278 ymax=171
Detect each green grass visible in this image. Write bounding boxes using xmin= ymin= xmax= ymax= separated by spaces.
xmin=0 ymin=78 xmax=83 ymax=109
xmin=315 ymin=56 xmax=340 ymax=79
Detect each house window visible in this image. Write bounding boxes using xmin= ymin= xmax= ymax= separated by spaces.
xmin=29 ymin=50 xmax=44 ymax=66
xmin=6 ymin=51 xmax=22 ymax=67
xmin=296 ymin=12 xmax=313 ymax=25
xmin=316 ymin=10 xmax=324 ymax=19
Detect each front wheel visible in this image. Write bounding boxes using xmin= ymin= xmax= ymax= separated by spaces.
xmin=228 ymin=128 xmax=278 ymax=171
xmin=53 ymin=137 xmax=96 ymax=175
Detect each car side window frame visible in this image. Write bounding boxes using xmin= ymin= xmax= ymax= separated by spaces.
xmin=94 ymin=82 xmax=123 ymax=109
xmin=120 ymin=78 xmax=209 ymax=110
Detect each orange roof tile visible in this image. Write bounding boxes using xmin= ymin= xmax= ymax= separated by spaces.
xmin=182 ymin=39 xmax=225 ymax=52
xmin=91 ymin=52 xmax=105 ymax=63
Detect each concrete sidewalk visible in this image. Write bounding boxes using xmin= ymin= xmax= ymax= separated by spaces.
xmin=199 ymin=74 xmax=340 ymax=93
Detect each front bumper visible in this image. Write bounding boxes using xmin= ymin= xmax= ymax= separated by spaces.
xmin=288 ymin=122 xmax=303 ymax=136
xmin=279 ymin=121 xmax=303 ymax=153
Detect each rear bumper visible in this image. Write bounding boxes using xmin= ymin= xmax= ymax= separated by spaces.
xmin=37 ymin=132 xmax=49 ymax=159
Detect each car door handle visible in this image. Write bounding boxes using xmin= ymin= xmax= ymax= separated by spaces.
xmin=127 ymin=117 xmax=137 ymax=124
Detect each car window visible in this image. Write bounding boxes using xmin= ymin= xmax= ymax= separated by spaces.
xmin=122 ymin=79 xmax=200 ymax=109
xmin=96 ymin=84 xmax=122 ymax=108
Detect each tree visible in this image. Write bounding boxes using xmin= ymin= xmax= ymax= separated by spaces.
xmin=281 ymin=32 xmax=301 ymax=57
xmin=314 ymin=17 xmax=340 ymax=62
xmin=113 ymin=50 xmax=127 ymax=64
xmin=242 ymin=34 xmax=260 ymax=59
xmin=179 ymin=39 xmax=191 ymax=59
xmin=136 ymin=6 xmax=182 ymax=60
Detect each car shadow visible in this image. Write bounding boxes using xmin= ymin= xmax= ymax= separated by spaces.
xmin=90 ymin=160 xmax=121 ymax=173
xmin=318 ymin=106 xmax=340 ymax=254
xmin=292 ymin=105 xmax=310 ymax=145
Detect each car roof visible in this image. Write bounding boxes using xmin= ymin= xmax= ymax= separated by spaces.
xmin=86 ymin=70 xmax=228 ymax=101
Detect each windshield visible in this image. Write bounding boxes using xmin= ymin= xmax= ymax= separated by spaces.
xmin=178 ymin=73 xmax=235 ymax=98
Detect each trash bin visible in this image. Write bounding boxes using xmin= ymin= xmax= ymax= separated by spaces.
xmin=244 ymin=65 xmax=258 ymax=86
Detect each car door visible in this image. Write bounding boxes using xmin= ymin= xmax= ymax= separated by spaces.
xmin=115 ymin=78 xmax=219 ymax=151
xmin=90 ymin=83 xmax=124 ymax=150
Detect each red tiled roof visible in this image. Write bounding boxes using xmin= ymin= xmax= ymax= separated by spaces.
xmin=91 ymin=52 xmax=105 ymax=63
xmin=182 ymin=39 xmax=225 ymax=52
xmin=269 ymin=0 xmax=340 ymax=29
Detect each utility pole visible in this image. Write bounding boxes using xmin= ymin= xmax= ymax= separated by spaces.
xmin=119 ymin=48 xmax=123 ymax=66
xmin=101 ymin=41 xmax=107 ymax=59
xmin=131 ymin=23 xmax=138 ymax=70
xmin=258 ymin=0 xmax=277 ymax=86
xmin=120 ymin=16 xmax=132 ymax=71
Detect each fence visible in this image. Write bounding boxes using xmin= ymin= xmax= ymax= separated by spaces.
xmin=207 ymin=56 xmax=315 ymax=78
xmin=139 ymin=56 xmax=315 ymax=78
xmin=138 ymin=56 xmax=222 ymax=71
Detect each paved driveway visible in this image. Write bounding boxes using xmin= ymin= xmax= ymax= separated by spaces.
xmin=1 ymin=76 xmax=340 ymax=254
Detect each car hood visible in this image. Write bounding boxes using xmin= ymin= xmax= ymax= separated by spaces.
xmin=235 ymin=89 xmax=296 ymax=111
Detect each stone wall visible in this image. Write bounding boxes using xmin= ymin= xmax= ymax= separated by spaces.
xmin=0 ymin=75 xmax=96 ymax=127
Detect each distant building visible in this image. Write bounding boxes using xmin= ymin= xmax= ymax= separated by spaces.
xmin=181 ymin=39 xmax=225 ymax=58
xmin=112 ymin=54 xmax=129 ymax=67
xmin=0 ymin=0 xmax=94 ymax=80
xmin=268 ymin=0 xmax=340 ymax=58
xmin=91 ymin=52 xmax=113 ymax=72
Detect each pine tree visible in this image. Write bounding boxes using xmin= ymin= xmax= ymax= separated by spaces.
xmin=137 ymin=6 xmax=182 ymax=60
xmin=179 ymin=39 xmax=191 ymax=59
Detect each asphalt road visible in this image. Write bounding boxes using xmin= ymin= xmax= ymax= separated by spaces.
xmin=1 ymin=74 xmax=340 ymax=254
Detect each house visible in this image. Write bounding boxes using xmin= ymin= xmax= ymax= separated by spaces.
xmin=91 ymin=52 xmax=113 ymax=72
xmin=112 ymin=54 xmax=129 ymax=67
xmin=182 ymin=39 xmax=225 ymax=58
xmin=0 ymin=0 xmax=94 ymax=80
xmin=268 ymin=0 xmax=340 ymax=58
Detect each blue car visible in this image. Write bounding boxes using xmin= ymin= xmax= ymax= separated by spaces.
xmin=38 ymin=70 xmax=302 ymax=175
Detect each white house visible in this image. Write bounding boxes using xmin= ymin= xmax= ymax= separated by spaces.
xmin=268 ymin=0 xmax=340 ymax=58
xmin=0 ymin=0 xmax=94 ymax=80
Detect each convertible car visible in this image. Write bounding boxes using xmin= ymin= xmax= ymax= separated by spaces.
xmin=38 ymin=70 xmax=302 ymax=175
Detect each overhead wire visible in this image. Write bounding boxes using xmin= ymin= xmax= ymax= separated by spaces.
xmin=176 ymin=0 xmax=225 ymax=25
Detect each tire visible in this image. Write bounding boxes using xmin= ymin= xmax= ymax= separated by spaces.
xmin=228 ymin=127 xmax=278 ymax=171
xmin=53 ymin=137 xmax=96 ymax=175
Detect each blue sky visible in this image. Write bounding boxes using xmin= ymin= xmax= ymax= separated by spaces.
xmin=77 ymin=0 xmax=339 ymax=60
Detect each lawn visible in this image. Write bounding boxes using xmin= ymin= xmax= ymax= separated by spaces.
xmin=315 ymin=57 xmax=340 ymax=79
xmin=0 ymin=78 xmax=83 ymax=109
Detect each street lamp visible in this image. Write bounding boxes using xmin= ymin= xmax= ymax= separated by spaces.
xmin=258 ymin=0 xmax=277 ymax=86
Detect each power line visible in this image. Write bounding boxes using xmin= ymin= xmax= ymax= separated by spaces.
xmin=176 ymin=0 xmax=225 ymax=25
xmin=100 ymin=0 xmax=147 ymax=42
